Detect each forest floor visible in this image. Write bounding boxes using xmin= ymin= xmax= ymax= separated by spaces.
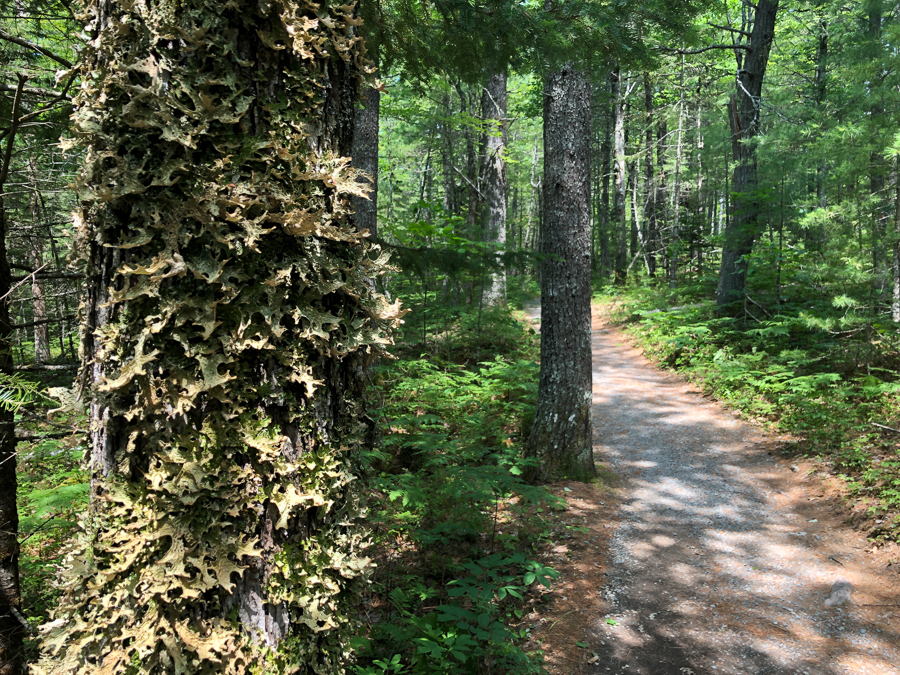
xmin=520 ymin=303 xmax=900 ymax=675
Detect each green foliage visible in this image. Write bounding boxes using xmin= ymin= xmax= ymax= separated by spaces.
xmin=0 ymin=372 xmax=52 ymax=411
xmin=354 ymin=305 xmax=559 ymax=674
xmin=17 ymin=437 xmax=89 ymax=639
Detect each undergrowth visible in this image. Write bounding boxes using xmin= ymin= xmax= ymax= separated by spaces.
xmin=9 ymin=371 xmax=89 ymax=659
xmin=597 ymin=272 xmax=900 ymax=544
xmin=353 ymin=300 xmax=560 ymax=674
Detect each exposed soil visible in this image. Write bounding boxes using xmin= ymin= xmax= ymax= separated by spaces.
xmin=520 ymin=304 xmax=900 ymax=675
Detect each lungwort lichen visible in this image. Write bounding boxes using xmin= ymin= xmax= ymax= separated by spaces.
xmin=36 ymin=1 xmax=402 ymax=673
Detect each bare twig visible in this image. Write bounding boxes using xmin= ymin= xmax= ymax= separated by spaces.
xmin=11 ymin=313 xmax=75 ymax=329
xmin=707 ymin=22 xmax=752 ymax=36
xmin=0 ymin=262 xmax=47 ymax=302
xmin=9 ymin=607 xmax=37 ymax=636
xmin=745 ymin=294 xmax=772 ymax=317
xmin=872 ymin=423 xmax=900 ymax=434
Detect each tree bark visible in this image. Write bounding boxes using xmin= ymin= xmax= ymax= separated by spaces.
xmin=0 ymin=75 xmax=24 ymax=675
xmin=352 ymin=85 xmax=380 ymax=239
xmin=600 ymin=76 xmax=613 ymax=279
xmin=441 ymin=92 xmax=459 ymax=216
xmin=670 ymin=54 xmax=686 ymax=290
xmin=481 ymin=72 xmax=508 ymax=305
xmin=27 ymin=162 xmax=51 ymax=363
xmin=38 ymin=2 xmax=399 ymax=673
xmin=612 ymin=65 xmax=628 ymax=284
xmin=716 ymin=0 xmax=780 ymax=310
xmin=656 ymin=119 xmax=668 ymax=276
xmin=643 ymin=74 xmax=657 ymax=277
xmin=893 ymin=158 xmax=900 ymax=323
xmin=525 ymin=136 xmax=540 ymax=272
xmin=526 ymin=64 xmax=594 ymax=482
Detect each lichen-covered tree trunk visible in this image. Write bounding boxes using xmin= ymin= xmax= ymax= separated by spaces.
xmin=481 ymin=71 xmax=507 ymax=305
xmin=526 ymin=65 xmax=595 ymax=483
xmin=352 ymin=85 xmax=380 ymax=239
xmin=716 ymin=0 xmax=779 ymax=310
xmin=36 ymin=1 xmax=401 ymax=674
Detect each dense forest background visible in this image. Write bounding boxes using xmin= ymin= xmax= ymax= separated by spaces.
xmin=1 ymin=0 xmax=899 ymax=673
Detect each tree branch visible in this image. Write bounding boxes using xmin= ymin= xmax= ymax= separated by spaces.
xmin=708 ymin=22 xmax=752 ymax=36
xmin=657 ymin=44 xmax=751 ymax=55
xmin=0 ymin=82 xmax=70 ymax=99
xmin=0 ymin=28 xmax=73 ymax=68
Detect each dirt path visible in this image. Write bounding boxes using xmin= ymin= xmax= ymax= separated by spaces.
xmin=523 ymin=304 xmax=900 ymax=675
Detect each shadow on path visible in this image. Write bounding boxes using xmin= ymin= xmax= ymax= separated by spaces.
xmin=587 ymin=321 xmax=900 ymax=675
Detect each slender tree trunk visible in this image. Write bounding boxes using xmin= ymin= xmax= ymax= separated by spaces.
xmin=716 ymin=0 xmax=780 ymax=310
xmin=600 ymin=77 xmax=613 ymax=278
xmin=867 ymin=0 xmax=886 ymax=281
xmin=525 ymin=137 xmax=540 ymax=273
xmin=695 ymin=98 xmax=704 ymax=275
xmin=441 ymin=91 xmax=458 ymax=216
xmin=27 ymin=159 xmax=51 ymax=363
xmin=481 ymin=72 xmax=508 ymax=305
xmin=526 ymin=64 xmax=594 ymax=482
xmin=0 ymin=75 xmax=24 ymax=675
xmin=455 ymin=81 xmax=481 ymax=234
xmin=893 ymin=158 xmax=900 ymax=323
xmin=626 ymin=101 xmax=639 ymax=265
xmin=811 ymin=4 xmax=828 ymax=250
xmin=670 ymin=54 xmax=686 ymax=290
xmin=39 ymin=3 xmax=398 ymax=673
xmin=656 ymin=119 xmax=668 ymax=276
xmin=612 ymin=65 xmax=628 ymax=284
xmin=644 ymin=74 xmax=657 ymax=277
xmin=352 ymin=85 xmax=380 ymax=238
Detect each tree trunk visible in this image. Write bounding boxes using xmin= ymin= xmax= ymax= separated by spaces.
xmin=810 ymin=4 xmax=828 ymax=250
xmin=526 ymin=64 xmax=594 ymax=482
xmin=27 ymin=162 xmax=51 ymax=363
xmin=441 ymin=92 xmax=459 ymax=216
xmin=352 ymin=85 xmax=380 ymax=239
xmin=656 ymin=119 xmax=668 ymax=275
xmin=716 ymin=0 xmax=780 ymax=310
xmin=525 ymin=137 xmax=540 ymax=273
xmin=643 ymin=74 xmax=657 ymax=277
xmin=600 ymin=76 xmax=613 ymax=279
xmin=0 ymin=76 xmax=24 ymax=675
xmin=612 ymin=65 xmax=628 ymax=284
xmin=481 ymin=72 xmax=508 ymax=305
xmin=455 ymin=81 xmax=481 ymax=234
xmin=38 ymin=3 xmax=399 ymax=674
xmin=670 ymin=54 xmax=686 ymax=290
xmin=893 ymin=158 xmax=900 ymax=323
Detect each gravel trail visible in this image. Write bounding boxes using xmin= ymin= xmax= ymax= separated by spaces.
xmin=527 ymin=303 xmax=900 ymax=675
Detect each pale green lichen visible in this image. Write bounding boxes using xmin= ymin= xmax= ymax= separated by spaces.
xmin=35 ymin=1 xmax=400 ymax=673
